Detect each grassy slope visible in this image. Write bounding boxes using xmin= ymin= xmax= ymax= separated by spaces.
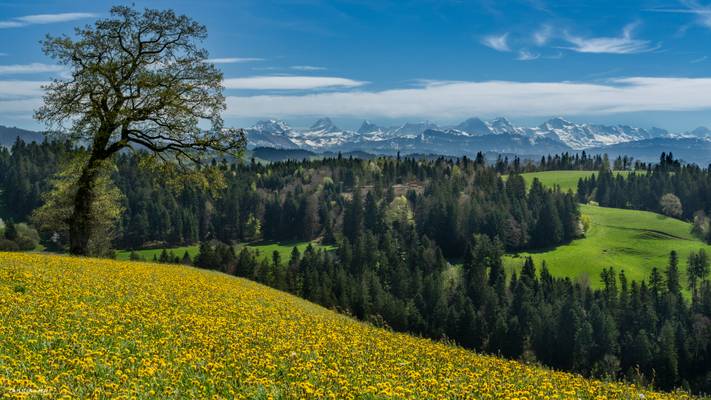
xmin=504 ymin=170 xmax=631 ymax=192
xmin=504 ymin=171 xmax=709 ymax=288
xmin=0 ymin=253 xmax=691 ymax=399
xmin=115 ymin=241 xmax=335 ymax=263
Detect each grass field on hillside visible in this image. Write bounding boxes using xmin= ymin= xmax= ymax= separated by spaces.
xmin=0 ymin=253 xmax=692 ymax=399
xmin=503 ymin=170 xmax=631 ymax=192
xmin=115 ymin=241 xmax=335 ymax=263
xmin=505 ymin=204 xmax=711 ymax=287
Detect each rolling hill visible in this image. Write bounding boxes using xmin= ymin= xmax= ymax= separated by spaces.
xmin=504 ymin=172 xmax=711 ymax=287
xmin=0 ymin=253 xmax=691 ymax=399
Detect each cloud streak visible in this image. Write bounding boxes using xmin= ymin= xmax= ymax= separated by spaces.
xmin=646 ymin=1 xmax=711 ymax=29
xmin=223 ymin=76 xmax=367 ymax=90
xmin=517 ymin=50 xmax=539 ymax=61
xmin=204 ymin=57 xmax=264 ymax=64
xmin=0 ymin=63 xmax=64 ymax=75
xmin=223 ymin=77 xmax=711 ymax=119
xmin=481 ymin=33 xmax=510 ymax=52
xmin=562 ymin=23 xmax=657 ymax=54
xmin=0 ymin=12 xmax=96 ymax=28
xmin=290 ymin=65 xmax=326 ymax=71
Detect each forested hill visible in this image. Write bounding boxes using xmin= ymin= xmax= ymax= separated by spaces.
xmin=0 ymin=126 xmax=44 ymax=147
xmin=1 ymin=140 xmax=580 ymax=255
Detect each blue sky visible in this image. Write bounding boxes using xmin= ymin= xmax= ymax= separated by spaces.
xmin=1 ymin=0 xmax=711 ymax=131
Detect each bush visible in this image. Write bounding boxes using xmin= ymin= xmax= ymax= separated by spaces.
xmin=14 ymin=236 xmax=37 ymax=251
xmin=0 ymin=239 xmax=20 ymax=251
xmin=660 ymin=193 xmax=683 ymax=218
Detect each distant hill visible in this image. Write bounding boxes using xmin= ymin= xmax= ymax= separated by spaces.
xmin=0 ymin=125 xmax=44 ymax=146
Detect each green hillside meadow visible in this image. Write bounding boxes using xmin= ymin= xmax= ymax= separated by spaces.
xmin=506 ymin=170 xmax=631 ymax=192
xmin=116 ymin=241 xmax=335 ymax=263
xmin=505 ymin=171 xmax=709 ymax=287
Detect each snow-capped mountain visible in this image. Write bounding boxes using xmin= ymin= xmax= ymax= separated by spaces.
xmin=243 ymin=116 xmax=711 ymax=160
xmin=454 ymin=118 xmax=492 ymax=136
xmin=391 ymin=121 xmax=438 ymax=137
xmin=671 ymin=126 xmax=711 ymax=140
xmin=243 ymin=120 xmax=300 ymax=149
xmin=287 ymin=118 xmax=357 ymax=149
xmin=528 ymin=117 xmax=667 ymax=150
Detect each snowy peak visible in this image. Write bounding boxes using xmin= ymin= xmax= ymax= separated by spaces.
xmin=244 ymin=120 xmax=299 ymax=150
xmin=252 ymin=120 xmax=292 ymax=136
xmin=489 ymin=117 xmax=517 ymax=134
xmin=394 ymin=121 xmax=438 ymax=137
xmin=540 ymin=117 xmax=574 ymax=130
xmin=357 ymin=120 xmax=381 ymax=134
xmin=455 ymin=118 xmax=492 ymax=136
xmin=309 ymin=117 xmax=340 ymax=133
xmin=691 ymin=126 xmax=711 ymax=138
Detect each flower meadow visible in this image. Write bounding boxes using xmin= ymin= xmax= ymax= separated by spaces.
xmin=0 ymin=253 xmax=695 ymax=399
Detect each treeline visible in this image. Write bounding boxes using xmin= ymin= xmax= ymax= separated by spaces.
xmin=493 ymin=151 xmax=643 ymax=174
xmin=194 ymin=219 xmax=711 ymax=393
xmin=1 ymin=139 xmax=580 ymax=256
xmin=576 ymin=153 xmax=711 ymax=231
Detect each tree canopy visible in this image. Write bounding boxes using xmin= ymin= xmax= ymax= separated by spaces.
xmin=35 ymin=6 xmax=244 ymax=254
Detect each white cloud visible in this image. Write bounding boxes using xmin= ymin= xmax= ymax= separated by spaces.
xmin=691 ymin=55 xmax=708 ymax=63
xmin=290 ymin=65 xmax=326 ymax=71
xmin=223 ymin=77 xmax=711 ymax=119
xmin=0 ymin=12 xmax=96 ymax=29
xmin=0 ymin=63 xmax=64 ymax=75
xmin=533 ymin=25 xmax=553 ymax=46
xmin=0 ymin=80 xmax=46 ymax=99
xmin=0 ymin=80 xmax=46 ymax=117
xmin=223 ymin=76 xmax=367 ymax=90
xmin=517 ymin=50 xmax=539 ymax=61
xmin=481 ymin=33 xmax=510 ymax=52
xmin=204 ymin=57 xmax=264 ymax=64
xmin=563 ymin=23 xmax=657 ymax=54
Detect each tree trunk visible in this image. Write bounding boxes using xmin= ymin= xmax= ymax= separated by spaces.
xmin=68 ymin=154 xmax=103 ymax=255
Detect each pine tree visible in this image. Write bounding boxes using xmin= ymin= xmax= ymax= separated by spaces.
xmin=181 ymin=251 xmax=192 ymax=265
xmin=4 ymin=219 xmax=17 ymax=241
xmin=666 ymin=250 xmax=681 ymax=295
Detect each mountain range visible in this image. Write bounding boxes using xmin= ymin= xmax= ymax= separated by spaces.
xmin=3 ymin=117 xmax=711 ymax=164
xmin=243 ymin=117 xmax=711 ymax=164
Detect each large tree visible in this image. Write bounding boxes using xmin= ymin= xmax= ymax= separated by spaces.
xmin=35 ymin=6 xmax=244 ymax=255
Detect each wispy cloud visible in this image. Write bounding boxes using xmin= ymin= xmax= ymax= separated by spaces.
xmin=646 ymin=1 xmax=711 ymax=29
xmin=0 ymin=63 xmax=64 ymax=75
xmin=0 ymin=80 xmax=47 ymax=99
xmin=223 ymin=76 xmax=367 ymax=90
xmin=0 ymin=12 xmax=96 ymax=29
xmin=481 ymin=33 xmax=510 ymax=52
xmin=562 ymin=23 xmax=658 ymax=54
xmin=204 ymin=57 xmax=264 ymax=64
xmin=223 ymin=77 xmax=711 ymax=119
xmin=533 ymin=25 xmax=553 ymax=46
xmin=691 ymin=55 xmax=708 ymax=63
xmin=517 ymin=50 xmax=539 ymax=61
xmin=290 ymin=65 xmax=326 ymax=71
